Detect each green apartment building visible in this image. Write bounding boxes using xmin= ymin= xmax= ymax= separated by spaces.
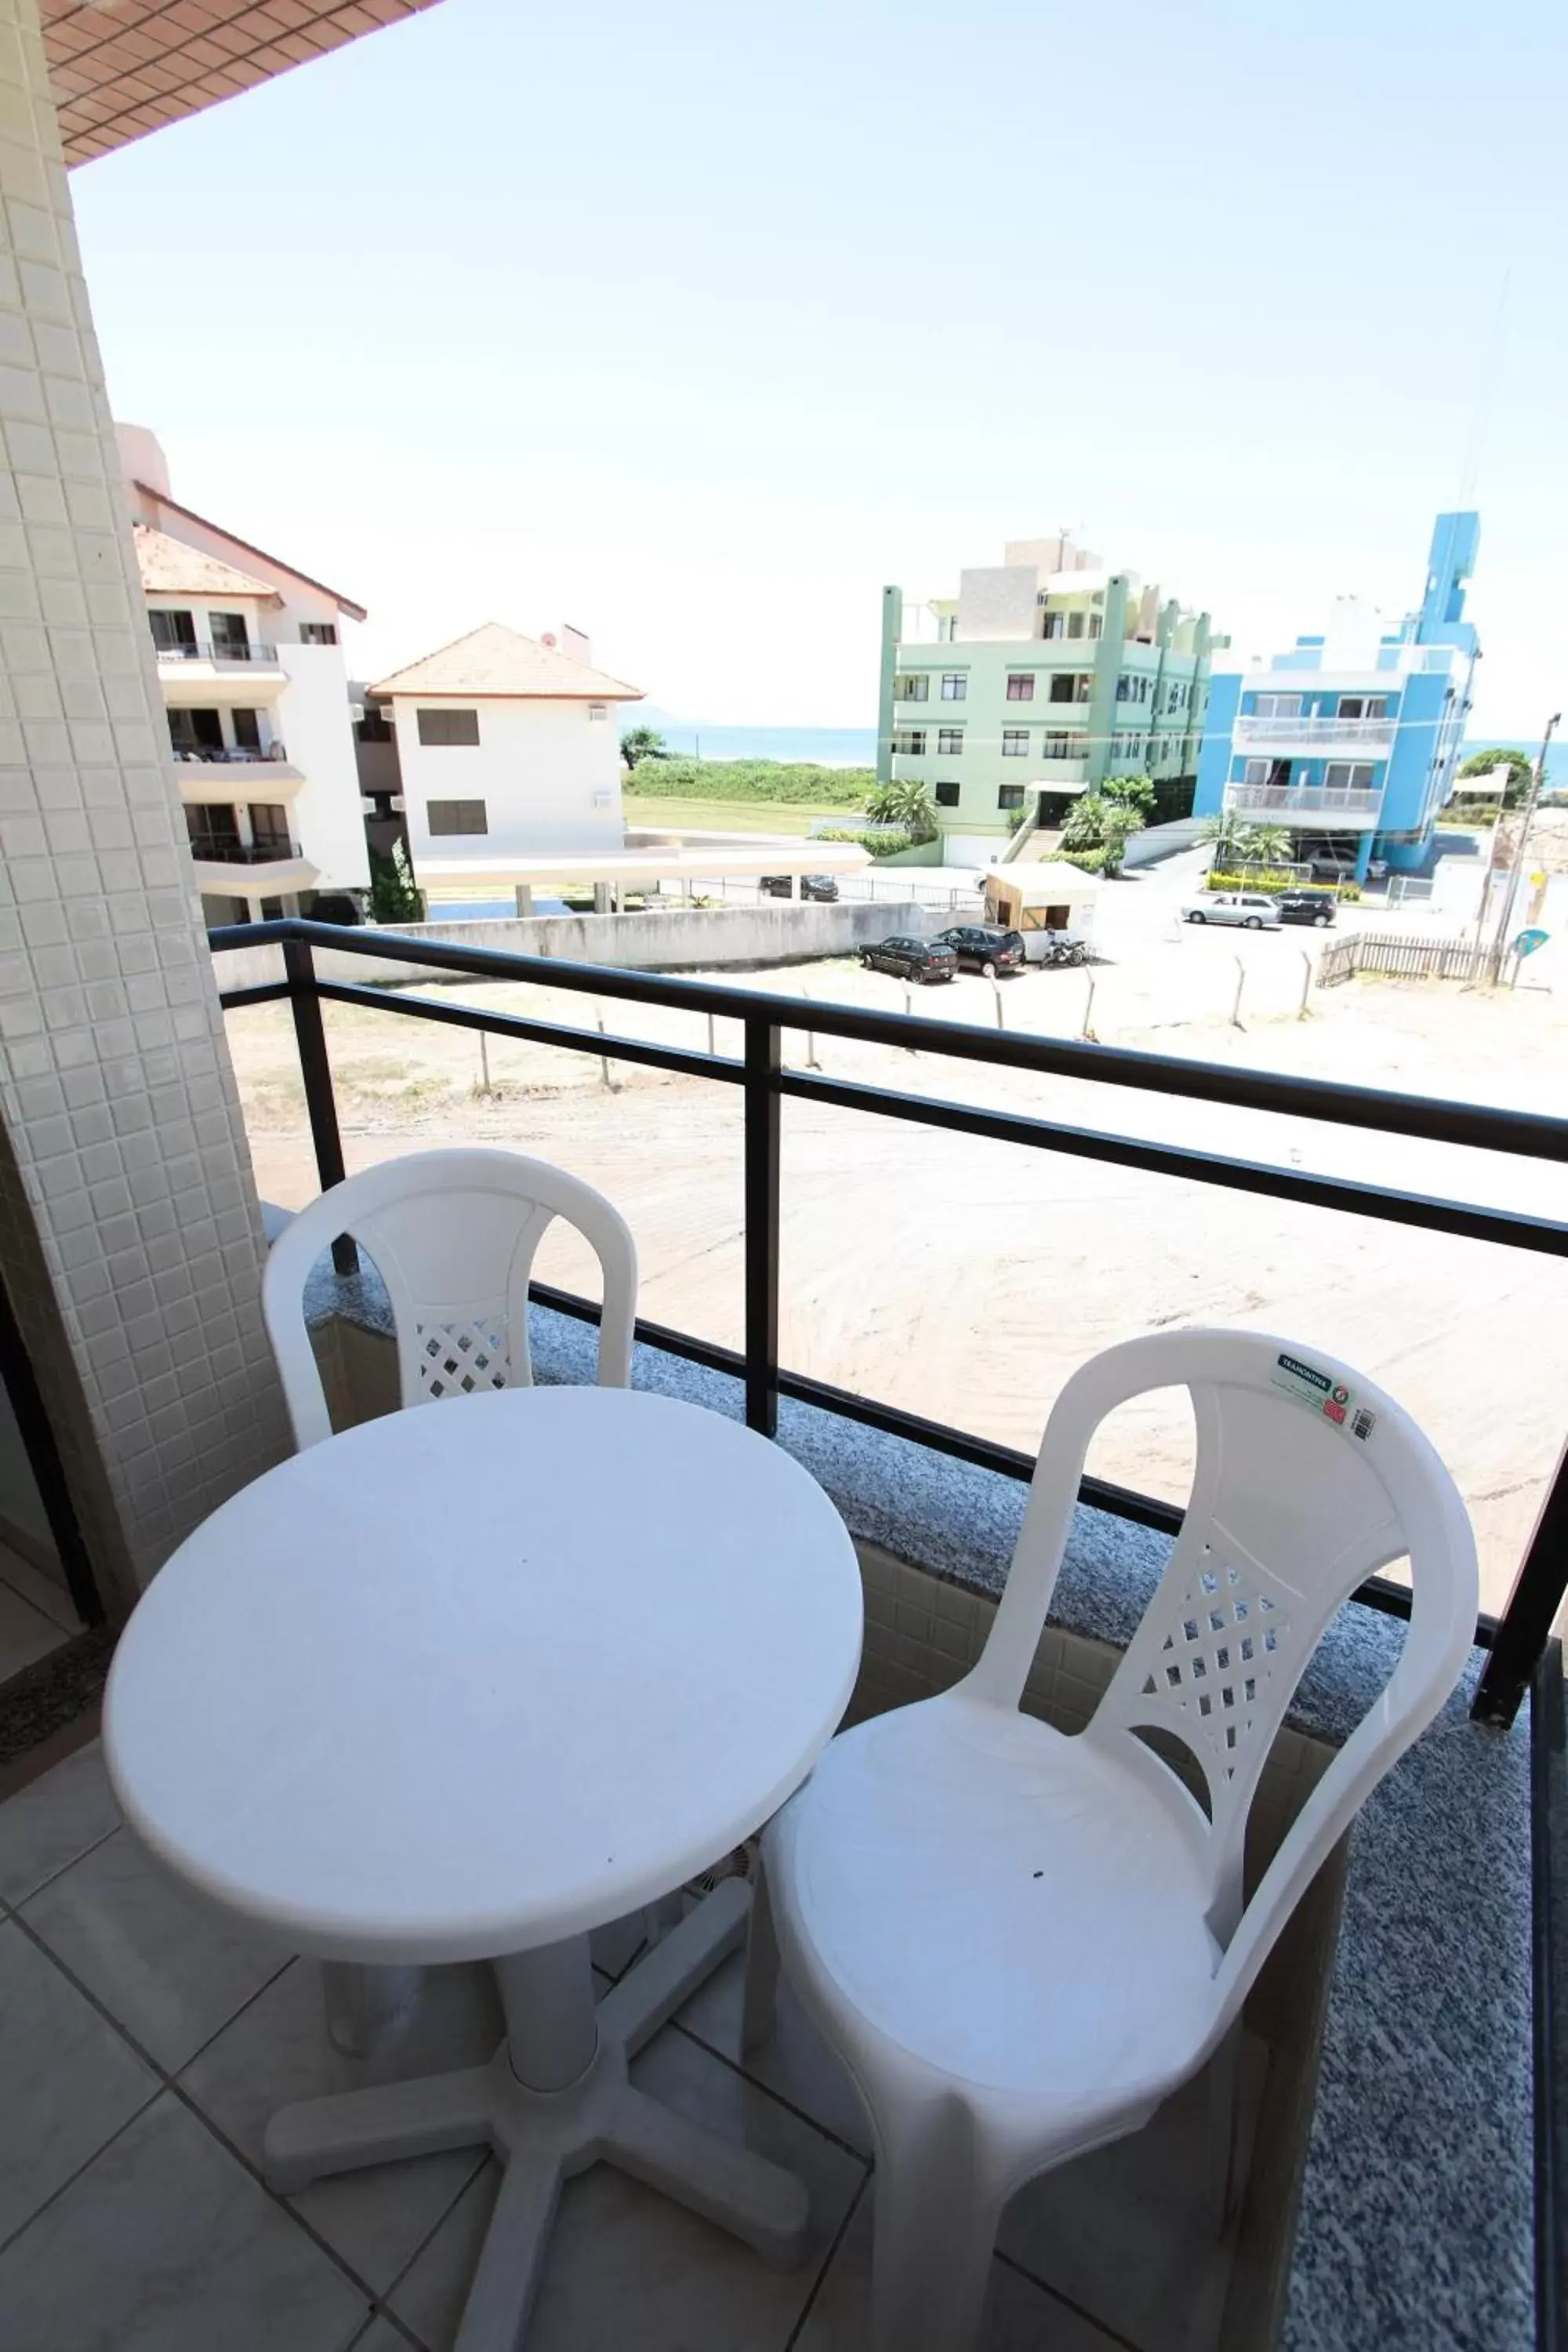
xmin=877 ymin=535 xmax=1222 ymax=860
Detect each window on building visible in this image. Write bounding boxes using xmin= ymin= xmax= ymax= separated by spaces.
xmin=1042 ymin=731 xmax=1073 ymax=760
xmin=1323 ymin=763 xmax=1377 ymax=793
xmin=891 ymin=729 xmax=927 ymax=756
xmin=299 ymin=622 xmax=338 ymax=646
xmin=1115 ymin=677 xmax=1130 ymax=702
xmin=937 ymin=727 xmax=964 ymax=756
xmin=940 ymin=673 xmax=967 ymax=700
xmin=417 ymin=707 xmax=481 ymax=746
xmin=230 ymin=707 xmax=261 ymax=752
xmin=1243 ymin=758 xmax=1270 ymax=786
xmin=587 ymin=702 xmax=608 ymax=720
xmin=1005 ymin=673 xmax=1035 ymax=701
xmin=1253 ymin=693 xmax=1303 ymax=719
xmin=997 ymin=784 xmax=1025 ymax=811
xmin=209 ymin=612 xmax=250 ymax=655
xmin=185 ymin=803 xmax=239 ymax=851
xmin=1050 ymin=673 xmax=1088 ymax=704
xmin=355 ymin=709 xmax=394 ymax=742
xmin=150 ymin=608 xmax=196 ymax=652
xmin=1338 ymin=695 xmax=1389 ymax=720
xmin=427 ymin=798 xmax=488 ymax=834
xmin=1040 ymin=611 xmax=1063 ymax=640
xmin=1087 ymin=614 xmax=1102 ymax=639
xmin=894 ymin=673 xmax=930 ymax=702
xmin=1066 ymin=611 xmax=1085 ymax=640
xmin=1001 ymin=728 xmax=1029 ymax=757
xmin=935 ymin=780 xmax=960 ymax=807
xmin=169 ymin=707 xmax=223 ymax=757
xmin=248 ymin=803 xmax=289 ymax=849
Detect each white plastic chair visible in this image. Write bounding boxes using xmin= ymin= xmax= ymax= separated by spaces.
xmin=263 ymin=1147 xmax=640 ymax=2049
xmin=745 ymin=1328 xmax=1478 ymax=2352
xmin=263 ymin=1145 xmax=637 ymax=1453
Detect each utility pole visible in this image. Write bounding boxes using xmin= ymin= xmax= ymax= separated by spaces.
xmin=1488 ymin=713 xmax=1560 ymax=982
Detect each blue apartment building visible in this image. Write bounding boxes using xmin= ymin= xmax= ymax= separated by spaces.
xmin=1194 ymin=512 xmax=1479 ymax=881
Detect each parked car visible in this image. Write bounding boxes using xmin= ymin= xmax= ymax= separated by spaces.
xmin=859 ymin=935 xmax=958 ymax=983
xmin=760 ymin=873 xmax=839 ymax=902
xmin=1181 ymin=891 xmax=1283 ymax=931
xmin=1275 ymin=889 xmax=1338 ymax=927
xmin=931 ymin=924 xmax=1026 ymax=974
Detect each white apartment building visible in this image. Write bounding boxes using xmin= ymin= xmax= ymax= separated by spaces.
xmin=368 ymin=622 xmax=644 ymax=892
xmin=118 ymin=425 xmax=370 ymax=924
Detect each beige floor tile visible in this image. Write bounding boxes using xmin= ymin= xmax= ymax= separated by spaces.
xmin=390 ymin=2022 xmax=864 ymax=2351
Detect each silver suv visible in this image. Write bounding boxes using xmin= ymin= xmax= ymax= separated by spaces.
xmin=1181 ymin=891 xmax=1283 ymax=931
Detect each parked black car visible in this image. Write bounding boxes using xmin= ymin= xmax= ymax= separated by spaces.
xmin=859 ymin=935 xmax=958 ymax=983
xmin=760 ymin=873 xmax=839 ymax=902
xmin=1275 ymin=890 xmax=1338 ymax=927
xmin=931 ymin=924 xmax=1026 ymax=974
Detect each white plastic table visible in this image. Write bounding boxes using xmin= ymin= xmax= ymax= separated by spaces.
xmin=103 ymin=1386 xmax=862 ymax=2351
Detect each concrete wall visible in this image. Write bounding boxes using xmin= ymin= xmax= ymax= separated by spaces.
xmin=1120 ymin=815 xmax=1207 ymax=869
xmin=0 ymin=0 xmax=292 ymax=1610
xmin=396 ymin=693 xmax=626 ymax=878
xmin=210 ymin=898 xmax=938 ymax=993
xmin=278 ymin=642 xmax=370 ymax=891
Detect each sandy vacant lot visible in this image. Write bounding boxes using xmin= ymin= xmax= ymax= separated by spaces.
xmin=225 ymin=928 xmax=1568 ymax=1617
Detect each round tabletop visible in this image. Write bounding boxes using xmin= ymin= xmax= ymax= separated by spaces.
xmin=103 ymin=1388 xmax=863 ymax=1965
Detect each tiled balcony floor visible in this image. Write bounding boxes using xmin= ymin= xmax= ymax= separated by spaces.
xmin=0 ymin=1740 xmax=1259 ymax=2351
xmin=0 ymin=1545 xmax=80 ymax=1686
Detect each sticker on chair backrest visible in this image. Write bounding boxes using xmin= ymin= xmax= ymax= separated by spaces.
xmin=1271 ymin=1350 xmax=1376 ymax=1442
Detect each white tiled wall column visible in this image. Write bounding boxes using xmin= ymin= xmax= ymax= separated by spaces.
xmin=0 ymin=0 xmax=290 ymax=1608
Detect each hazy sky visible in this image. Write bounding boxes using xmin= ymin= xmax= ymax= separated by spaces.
xmin=71 ymin=0 xmax=1566 ymax=735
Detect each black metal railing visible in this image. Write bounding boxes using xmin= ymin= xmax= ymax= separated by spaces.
xmin=155 ymin=639 xmax=279 ymax=663
xmin=191 ymin=839 xmax=304 ymax=866
xmin=172 ymin=743 xmax=289 ymax=765
xmin=211 ymin=916 xmax=1568 ymax=1727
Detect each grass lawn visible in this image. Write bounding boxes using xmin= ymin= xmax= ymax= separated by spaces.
xmin=622 ymin=794 xmax=862 ymax=837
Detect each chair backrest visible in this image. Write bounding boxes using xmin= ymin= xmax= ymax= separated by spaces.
xmin=965 ymin=1328 xmax=1477 ymax=2039
xmin=263 ymin=1148 xmax=638 ymax=1451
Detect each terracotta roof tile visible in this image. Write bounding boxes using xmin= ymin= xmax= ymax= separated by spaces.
xmin=371 ymin=622 xmax=643 ymax=702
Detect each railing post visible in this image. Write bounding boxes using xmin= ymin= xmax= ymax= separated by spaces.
xmin=1475 ymin=1438 xmax=1568 ymax=1726
xmin=742 ymin=1017 xmax=781 ymax=1437
xmin=282 ymin=936 xmax=355 ymax=1275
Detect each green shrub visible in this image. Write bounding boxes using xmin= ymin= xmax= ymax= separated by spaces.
xmin=817 ymin=826 xmax=916 ymax=858
xmin=622 ymin=757 xmax=873 ymax=807
xmin=1205 ymin=869 xmax=1362 ymax=901
xmin=1038 ymin=847 xmax=1108 ymax=873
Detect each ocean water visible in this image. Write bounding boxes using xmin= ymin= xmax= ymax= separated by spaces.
xmin=628 ymin=716 xmax=877 ymax=768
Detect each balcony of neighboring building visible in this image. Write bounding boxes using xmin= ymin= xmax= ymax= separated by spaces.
xmin=168 ymin=704 xmax=304 ymax=801
xmin=183 ymin=800 xmax=318 ymax=897
xmin=1225 ymin=779 xmax=1381 ymax=827
xmin=151 ymin=608 xmax=286 ymax=701
xmin=1232 ymin=699 xmax=1396 ymax=760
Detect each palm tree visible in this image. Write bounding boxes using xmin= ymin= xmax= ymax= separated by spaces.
xmin=1197 ymin=810 xmax=1252 ymax=867
xmin=1238 ymin=822 xmax=1291 ymax=868
xmin=865 ymin=779 xmax=938 ymax=840
xmin=620 ymin=725 xmax=667 ymax=771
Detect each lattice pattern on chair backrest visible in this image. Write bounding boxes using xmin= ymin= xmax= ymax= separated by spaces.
xmin=263 ymin=1149 xmax=638 ymax=1451
xmin=1087 ymin=1370 xmax=1406 ymax=1927
xmin=412 ymin=1313 xmax=514 ymax=1402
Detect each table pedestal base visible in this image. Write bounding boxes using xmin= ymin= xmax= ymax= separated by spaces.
xmin=263 ymin=1879 xmax=808 ymax=2351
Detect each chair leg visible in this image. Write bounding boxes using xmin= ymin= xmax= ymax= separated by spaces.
xmin=867 ymin=2101 xmax=1000 ymax=2352
xmin=1198 ymin=2018 xmax=1244 ymax=2233
xmin=741 ymin=1858 xmax=781 ymax=2054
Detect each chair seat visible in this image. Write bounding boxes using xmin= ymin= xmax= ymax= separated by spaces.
xmin=773 ymin=1694 xmax=1222 ymax=2113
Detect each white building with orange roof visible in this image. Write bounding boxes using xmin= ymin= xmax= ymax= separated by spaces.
xmin=120 ymin=424 xmax=370 ymax=924
xmin=368 ymin=621 xmax=645 ymax=890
